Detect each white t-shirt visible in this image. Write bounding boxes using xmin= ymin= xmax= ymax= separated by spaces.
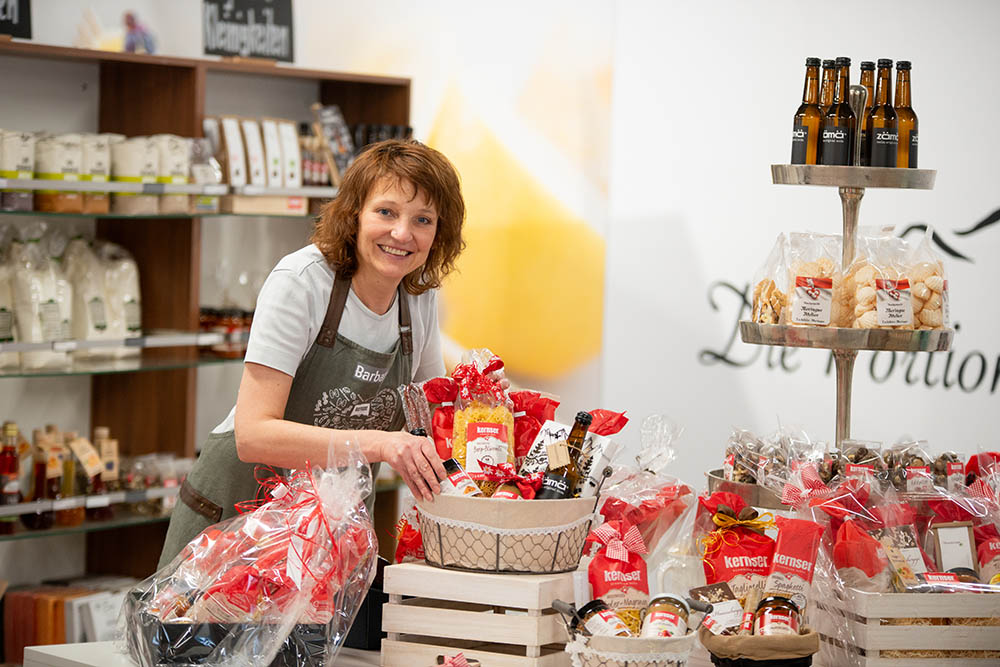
xmin=214 ymin=244 xmax=445 ymax=433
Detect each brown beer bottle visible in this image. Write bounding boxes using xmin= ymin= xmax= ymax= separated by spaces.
xmin=858 ymin=61 xmax=875 ymax=165
xmin=820 ymin=57 xmax=856 ymax=166
xmin=819 ymin=59 xmax=837 ymax=113
xmin=536 ymin=411 xmax=592 ymax=500
xmin=866 ymin=59 xmax=898 ymax=167
xmin=791 ymin=57 xmax=823 ymax=165
xmin=895 ymin=61 xmax=918 ymax=168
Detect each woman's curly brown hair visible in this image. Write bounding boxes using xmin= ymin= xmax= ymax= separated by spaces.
xmin=311 ymin=139 xmax=466 ymax=295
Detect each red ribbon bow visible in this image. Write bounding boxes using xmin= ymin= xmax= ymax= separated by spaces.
xmin=440 ymin=653 xmax=470 ymax=667
xmin=452 ymin=356 xmax=506 ymax=404
xmin=480 ymin=462 xmax=544 ymax=499
xmin=781 ymin=463 xmax=834 ymax=507
xmin=588 ymin=520 xmax=647 ymax=563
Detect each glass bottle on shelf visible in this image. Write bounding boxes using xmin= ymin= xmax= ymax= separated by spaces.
xmin=21 ymin=429 xmax=55 ymax=530
xmin=791 ymin=57 xmax=823 ymax=165
xmin=536 ymin=411 xmax=593 ymax=499
xmin=866 ymin=59 xmax=899 ymax=168
xmin=55 ymin=431 xmax=85 ymax=527
xmin=86 ymin=426 xmax=114 ymax=521
xmin=820 ymin=56 xmax=856 ymax=166
xmin=858 ymin=61 xmax=875 ymax=165
xmin=0 ymin=422 xmax=21 ymax=535
xmin=819 ymin=59 xmax=837 ymax=114
xmin=894 ymin=61 xmax=918 ymax=168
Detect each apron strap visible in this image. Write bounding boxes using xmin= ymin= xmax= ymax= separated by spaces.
xmin=318 ymin=272 xmax=413 ymax=357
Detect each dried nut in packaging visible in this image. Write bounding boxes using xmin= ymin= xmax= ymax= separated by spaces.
xmin=932 ymin=451 xmax=965 ymax=490
xmin=751 ymin=234 xmax=789 ymax=325
xmin=640 ymin=594 xmax=689 ymax=638
xmin=835 ymin=440 xmax=886 ymax=480
xmin=885 ymin=440 xmax=934 ymax=492
xmin=573 ymin=600 xmax=633 ymax=637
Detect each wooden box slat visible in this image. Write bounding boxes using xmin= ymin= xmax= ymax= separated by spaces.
xmin=383 ymin=598 xmax=567 ymax=647
xmin=381 ymin=637 xmax=568 ymax=667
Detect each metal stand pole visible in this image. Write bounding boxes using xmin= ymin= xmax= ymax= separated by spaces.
xmin=834 ymin=349 xmax=856 ymax=449
xmin=835 ymin=185 xmax=864 ymax=451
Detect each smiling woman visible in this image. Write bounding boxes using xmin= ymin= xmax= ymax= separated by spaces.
xmin=159 ymin=140 xmax=467 ymax=568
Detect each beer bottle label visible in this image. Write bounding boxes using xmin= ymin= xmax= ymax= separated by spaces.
xmin=790 ymin=124 xmax=809 ymax=164
xmin=871 ymin=128 xmax=899 ymax=167
xmin=908 ymin=130 xmax=918 ymax=168
xmin=819 ymin=126 xmax=850 ymax=165
xmin=537 ymin=472 xmax=571 ymax=499
xmin=859 ymin=129 xmax=869 ymax=166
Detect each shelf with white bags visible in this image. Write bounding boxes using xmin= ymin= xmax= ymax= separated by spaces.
xmin=0 ymin=329 xmax=247 ymax=354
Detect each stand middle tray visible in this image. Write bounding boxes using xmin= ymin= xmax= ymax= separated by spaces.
xmin=739 ymin=321 xmax=953 ymax=352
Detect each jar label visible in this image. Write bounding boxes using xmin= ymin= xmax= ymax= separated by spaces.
xmin=640 ymin=610 xmax=686 ymax=638
xmin=1 ymin=474 xmax=19 ymax=499
xmin=465 ymin=422 xmax=508 ymax=474
xmin=755 ymin=608 xmax=799 ymax=636
xmin=791 ymin=276 xmax=833 ymax=325
xmin=491 ymin=487 xmax=520 ymax=500
xmin=40 ymin=300 xmax=63 ymax=341
xmin=876 ymin=278 xmax=913 ymax=326
xmin=790 ymin=124 xmax=809 ymax=164
xmin=125 ymin=299 xmax=142 ymax=332
xmin=584 ymin=609 xmax=631 ymax=637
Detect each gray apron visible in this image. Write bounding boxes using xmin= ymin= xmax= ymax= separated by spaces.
xmin=159 ymin=273 xmax=412 ymax=567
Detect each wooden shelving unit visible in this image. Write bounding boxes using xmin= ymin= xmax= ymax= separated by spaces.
xmin=0 ymin=40 xmax=411 ymax=576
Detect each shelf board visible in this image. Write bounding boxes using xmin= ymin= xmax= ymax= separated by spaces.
xmin=0 ymin=178 xmax=228 ymax=195
xmin=0 ymin=512 xmax=170 ymax=542
xmin=0 ymin=329 xmax=247 ymax=354
xmin=771 ymin=164 xmax=936 ymax=190
xmin=740 ymin=321 xmax=953 ymax=352
xmin=0 ymin=39 xmax=409 ymax=86
xmin=231 ymin=184 xmax=338 ymax=198
xmin=0 ymin=351 xmax=242 ymax=378
xmin=0 ymin=209 xmax=315 ymax=220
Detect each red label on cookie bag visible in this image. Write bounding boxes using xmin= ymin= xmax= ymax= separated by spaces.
xmin=875 ymin=278 xmax=913 ymax=326
xmin=845 ymin=463 xmax=874 ymax=478
xmin=906 ymin=466 xmax=934 ymax=493
xmin=792 ymin=276 xmax=833 ymax=325
xmin=465 ymin=422 xmax=509 ymax=475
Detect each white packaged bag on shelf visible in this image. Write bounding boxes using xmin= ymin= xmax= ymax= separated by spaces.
xmin=152 ymin=134 xmax=192 ymax=214
xmin=43 ymin=229 xmax=74 ymax=344
xmin=111 ymin=136 xmax=159 ymax=215
xmin=11 ymin=223 xmax=69 ymax=369
xmin=97 ymin=242 xmax=141 ymax=357
xmin=64 ymin=237 xmax=114 ymax=359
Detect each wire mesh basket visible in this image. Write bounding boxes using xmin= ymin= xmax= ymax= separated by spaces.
xmin=415 ymin=494 xmax=598 ymax=574
xmin=565 ymin=633 xmax=697 ymax=667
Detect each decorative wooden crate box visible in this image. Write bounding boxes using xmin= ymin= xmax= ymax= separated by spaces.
xmin=380 ymin=562 xmax=573 ymax=667
xmin=813 ymin=589 xmax=1000 ymax=667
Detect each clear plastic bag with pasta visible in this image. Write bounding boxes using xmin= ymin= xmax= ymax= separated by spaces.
xmin=750 ymin=233 xmax=788 ymax=325
xmin=450 ymin=349 xmax=515 ymax=495
xmin=906 ymin=227 xmax=948 ymax=330
xmin=786 ymin=232 xmax=843 ymax=327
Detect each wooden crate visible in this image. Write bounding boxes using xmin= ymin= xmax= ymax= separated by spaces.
xmin=381 ymin=562 xmax=573 ymax=667
xmin=813 ymin=589 xmax=1000 ymax=667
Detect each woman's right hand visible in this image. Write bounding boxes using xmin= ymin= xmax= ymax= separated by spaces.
xmin=377 ymin=431 xmax=446 ymax=502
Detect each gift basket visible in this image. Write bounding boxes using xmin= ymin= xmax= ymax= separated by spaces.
xmin=121 ymin=442 xmax=378 ymax=667
xmin=398 ymin=349 xmax=626 ymax=574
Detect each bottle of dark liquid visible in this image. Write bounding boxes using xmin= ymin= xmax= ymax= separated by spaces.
xmin=895 ymin=61 xmax=918 ymax=168
xmin=858 ymin=61 xmax=876 ymax=165
xmin=820 ymin=57 xmax=856 ymax=166
xmin=537 ymin=411 xmax=592 ymax=500
xmin=21 ymin=429 xmax=55 ymax=530
xmin=819 ymin=60 xmax=837 ymax=113
xmin=791 ymin=57 xmax=823 ymax=165
xmin=867 ymin=59 xmax=899 ymax=167
xmin=0 ymin=422 xmax=21 ymax=535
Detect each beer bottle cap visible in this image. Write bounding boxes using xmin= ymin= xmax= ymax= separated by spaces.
xmin=805 ymin=57 xmax=820 ymax=67
xmin=896 ymin=60 xmax=912 ymax=70
xmin=878 ymin=58 xmax=893 ymax=68
xmin=574 ymin=411 xmax=593 ymax=427
xmin=835 ymin=56 xmax=851 ymax=66
xmin=822 ymin=59 xmax=836 ymax=68
xmin=860 ymin=61 xmax=875 ymax=71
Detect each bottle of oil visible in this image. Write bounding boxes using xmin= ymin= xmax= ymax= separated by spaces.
xmin=820 ymin=57 xmax=856 ymax=166
xmin=867 ymin=59 xmax=898 ymax=167
xmin=55 ymin=431 xmax=85 ymax=527
xmin=894 ymin=61 xmax=918 ymax=168
xmin=791 ymin=57 xmax=823 ymax=165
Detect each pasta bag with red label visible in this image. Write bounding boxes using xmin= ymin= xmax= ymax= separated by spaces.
xmin=763 ymin=516 xmax=824 ymax=611
xmin=699 ymin=503 xmax=776 ymax=605
xmin=450 ymin=349 xmax=515 ymax=495
xmin=587 ymin=520 xmax=649 ymax=635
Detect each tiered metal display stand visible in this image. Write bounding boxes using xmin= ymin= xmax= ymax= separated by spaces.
xmin=739 ymin=164 xmax=948 ymax=450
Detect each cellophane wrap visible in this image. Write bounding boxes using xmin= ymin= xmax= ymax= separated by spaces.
xmin=121 ymin=443 xmax=377 ymax=667
xmin=780 ymin=458 xmax=1000 ymax=666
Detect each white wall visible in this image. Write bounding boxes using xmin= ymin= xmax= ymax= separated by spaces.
xmin=604 ymin=0 xmax=1000 ymax=485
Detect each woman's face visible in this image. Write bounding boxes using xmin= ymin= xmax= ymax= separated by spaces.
xmin=356 ymin=177 xmax=438 ymax=285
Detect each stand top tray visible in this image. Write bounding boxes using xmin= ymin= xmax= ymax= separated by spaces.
xmin=740 ymin=321 xmax=953 ymax=352
xmin=771 ymin=164 xmax=936 ymax=189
